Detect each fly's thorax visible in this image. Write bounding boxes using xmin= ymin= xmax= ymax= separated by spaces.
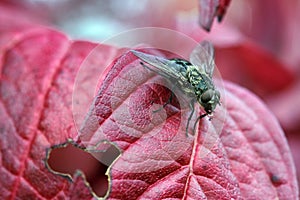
xmin=186 ymin=66 xmax=213 ymax=94
xmin=185 ymin=66 xmax=220 ymax=114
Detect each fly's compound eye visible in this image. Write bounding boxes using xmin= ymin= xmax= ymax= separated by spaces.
xmin=200 ymin=89 xmax=214 ymax=103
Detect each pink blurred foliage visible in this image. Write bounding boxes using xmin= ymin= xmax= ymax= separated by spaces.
xmin=225 ymin=0 xmax=300 ymax=69
xmin=217 ymin=0 xmax=300 ymax=184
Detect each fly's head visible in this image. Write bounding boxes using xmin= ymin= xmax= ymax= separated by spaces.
xmin=198 ymin=88 xmax=220 ymax=115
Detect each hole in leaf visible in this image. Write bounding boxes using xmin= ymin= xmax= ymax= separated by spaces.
xmin=47 ymin=143 xmax=118 ymax=197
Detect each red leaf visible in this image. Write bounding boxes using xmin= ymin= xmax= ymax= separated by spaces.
xmin=79 ymin=50 xmax=298 ymax=199
xmin=215 ymin=41 xmax=295 ymax=97
xmin=0 ymin=28 xmax=92 ymax=198
xmin=0 ymin=4 xmax=117 ymax=196
xmin=198 ymin=0 xmax=231 ymax=31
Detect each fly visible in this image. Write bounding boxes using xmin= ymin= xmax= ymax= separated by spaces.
xmin=131 ymin=41 xmax=220 ymax=136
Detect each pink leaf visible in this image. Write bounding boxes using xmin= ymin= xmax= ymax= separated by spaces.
xmin=0 ymin=27 xmax=100 ymax=198
xmin=0 ymin=4 xmax=117 ymax=197
xmin=80 ymin=50 xmax=298 ymax=199
xmin=215 ymin=41 xmax=295 ymax=97
xmin=198 ymin=0 xmax=231 ymax=31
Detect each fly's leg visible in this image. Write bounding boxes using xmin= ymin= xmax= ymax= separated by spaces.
xmin=152 ymin=92 xmax=173 ymax=113
xmin=185 ymin=99 xmax=195 ymax=137
xmin=186 ymin=100 xmax=208 ymax=137
xmin=164 ymin=92 xmax=173 ymax=108
xmin=192 ymin=113 xmax=207 ymax=136
xmin=140 ymin=62 xmax=175 ymax=113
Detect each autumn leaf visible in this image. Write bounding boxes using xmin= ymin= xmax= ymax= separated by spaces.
xmin=78 ymin=50 xmax=298 ymax=199
xmin=0 ymin=4 xmax=115 ymax=197
xmin=0 ymin=25 xmax=102 ymax=198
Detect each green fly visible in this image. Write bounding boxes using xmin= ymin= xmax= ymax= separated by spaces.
xmin=131 ymin=41 xmax=220 ymax=136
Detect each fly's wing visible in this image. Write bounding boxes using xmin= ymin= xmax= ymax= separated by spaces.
xmin=189 ymin=41 xmax=215 ymax=78
xmin=131 ymin=50 xmax=194 ymax=95
xmin=131 ymin=50 xmax=189 ymax=83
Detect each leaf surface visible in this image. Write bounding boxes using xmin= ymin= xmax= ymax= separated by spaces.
xmin=0 ymin=5 xmax=117 ymax=197
xmin=80 ymin=50 xmax=298 ymax=199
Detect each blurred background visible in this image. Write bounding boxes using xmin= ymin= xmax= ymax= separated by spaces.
xmin=4 ymin=0 xmax=299 ymax=67
xmin=2 ymin=0 xmax=299 ymax=197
